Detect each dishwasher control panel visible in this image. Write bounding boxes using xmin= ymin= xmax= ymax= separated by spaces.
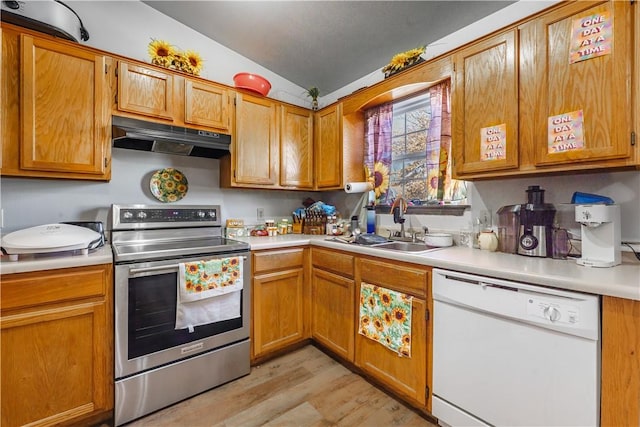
xmin=526 ymin=297 xmax=579 ymax=324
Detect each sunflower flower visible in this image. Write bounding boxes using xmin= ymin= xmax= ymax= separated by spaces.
xmin=382 ymin=45 xmax=426 ymax=75
xmin=373 ymin=161 xmax=390 ymax=199
xmin=148 ymin=39 xmax=174 ymax=67
xmin=184 ymin=50 xmax=204 ymax=74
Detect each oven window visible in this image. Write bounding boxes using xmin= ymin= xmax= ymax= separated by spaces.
xmin=128 ymin=272 xmax=243 ymax=359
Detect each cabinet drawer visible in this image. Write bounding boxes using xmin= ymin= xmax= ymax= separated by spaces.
xmin=253 ymin=248 xmax=305 ymax=274
xmin=359 ymin=258 xmax=428 ymax=298
xmin=312 ymin=248 xmax=354 ymax=278
xmin=1 ymin=264 xmax=108 ymax=311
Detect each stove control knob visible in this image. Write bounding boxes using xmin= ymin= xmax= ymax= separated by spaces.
xmin=123 ymin=211 xmax=133 ymax=219
xmin=208 ymin=211 xmax=216 ymax=218
xmin=197 ymin=211 xmax=206 ymax=218
xmin=137 ymin=211 xmax=147 ymax=219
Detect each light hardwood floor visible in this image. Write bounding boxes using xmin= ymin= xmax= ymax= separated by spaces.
xmin=128 ymin=345 xmax=437 ymax=427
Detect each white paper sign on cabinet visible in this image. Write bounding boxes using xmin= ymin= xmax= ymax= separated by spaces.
xmin=480 ymin=123 xmax=507 ymax=161
xmin=547 ymin=110 xmax=585 ymax=154
xmin=569 ymin=6 xmax=613 ymax=64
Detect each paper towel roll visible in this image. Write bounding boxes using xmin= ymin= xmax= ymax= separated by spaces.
xmin=344 ymin=182 xmax=373 ymax=193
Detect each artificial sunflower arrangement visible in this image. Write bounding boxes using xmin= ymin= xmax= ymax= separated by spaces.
xmin=148 ymin=39 xmax=204 ymax=76
xmin=382 ymin=45 xmax=426 ymax=78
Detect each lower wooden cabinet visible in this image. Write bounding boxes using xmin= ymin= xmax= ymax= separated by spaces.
xmin=355 ymin=257 xmax=431 ymax=408
xmin=311 ymin=248 xmax=355 ymax=361
xmin=601 ymin=296 xmax=640 ymax=427
xmin=252 ymin=247 xmax=309 ymax=360
xmin=0 ymin=263 xmax=113 ymax=427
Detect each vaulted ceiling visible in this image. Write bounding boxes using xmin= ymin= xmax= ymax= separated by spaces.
xmin=142 ymin=1 xmax=515 ymax=95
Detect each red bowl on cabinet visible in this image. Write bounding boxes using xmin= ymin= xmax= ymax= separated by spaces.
xmin=233 ymin=73 xmax=271 ymax=96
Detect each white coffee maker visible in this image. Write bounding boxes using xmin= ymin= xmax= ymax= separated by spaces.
xmin=575 ymin=204 xmax=621 ymax=267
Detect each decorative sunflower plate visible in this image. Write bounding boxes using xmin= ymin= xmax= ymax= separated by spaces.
xmin=150 ymin=168 xmax=188 ymax=202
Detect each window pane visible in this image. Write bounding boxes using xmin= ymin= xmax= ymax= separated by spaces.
xmin=391 ymin=136 xmax=405 ymax=157
xmin=404 ymin=180 xmax=427 ymax=200
xmin=406 ymin=109 xmax=430 ymax=133
xmin=392 ymin=115 xmax=405 ymax=137
xmin=406 ymin=130 xmax=427 ymax=154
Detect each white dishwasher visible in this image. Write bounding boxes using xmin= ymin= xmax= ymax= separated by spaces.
xmin=432 ymin=268 xmax=600 ymax=427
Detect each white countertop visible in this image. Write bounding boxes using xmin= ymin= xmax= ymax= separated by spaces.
xmin=239 ymin=234 xmax=640 ymax=301
xmin=0 ymin=245 xmax=113 ymax=275
xmin=2 ymin=235 xmax=638 ymax=301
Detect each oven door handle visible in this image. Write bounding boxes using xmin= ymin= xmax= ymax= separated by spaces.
xmin=128 ymin=256 xmax=248 ymax=276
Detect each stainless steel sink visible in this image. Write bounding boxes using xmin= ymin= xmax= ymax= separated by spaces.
xmin=372 ymin=241 xmax=442 ymax=253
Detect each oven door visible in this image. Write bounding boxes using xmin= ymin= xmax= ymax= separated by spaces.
xmin=114 ymin=251 xmax=251 ymax=379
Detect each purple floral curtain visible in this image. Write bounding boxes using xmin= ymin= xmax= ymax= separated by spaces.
xmin=364 ymin=103 xmax=393 ymax=204
xmin=364 ymin=79 xmax=464 ymax=205
xmin=426 ymin=80 xmax=451 ymax=200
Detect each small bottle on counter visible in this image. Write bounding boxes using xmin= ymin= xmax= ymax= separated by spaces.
xmin=265 ymin=219 xmax=277 ymax=236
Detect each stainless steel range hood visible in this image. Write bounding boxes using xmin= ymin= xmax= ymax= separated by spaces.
xmin=112 ymin=116 xmax=231 ymax=159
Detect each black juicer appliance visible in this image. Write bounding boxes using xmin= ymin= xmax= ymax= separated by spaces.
xmin=518 ymin=185 xmax=556 ymax=257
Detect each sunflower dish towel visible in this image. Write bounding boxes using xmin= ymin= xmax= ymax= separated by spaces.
xmin=175 ymin=257 xmax=243 ymax=331
xmin=358 ymin=283 xmax=413 ymax=357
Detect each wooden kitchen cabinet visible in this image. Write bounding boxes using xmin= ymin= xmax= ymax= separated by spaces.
xmin=452 ymin=29 xmax=519 ymax=175
xmin=314 ymin=103 xmax=343 ymax=189
xmin=601 ymin=296 xmax=640 ymax=427
xmin=115 ymin=60 xmax=232 ymax=133
xmin=116 ymin=61 xmax=174 ymax=120
xmin=523 ymin=0 xmax=634 ymax=170
xmin=1 ymin=26 xmax=112 ymax=180
xmin=252 ymin=247 xmax=309 ymax=360
xmin=355 ymin=257 xmax=431 ymax=409
xmin=311 ymin=248 xmax=355 ymax=361
xmin=0 ymin=264 xmax=113 ymax=427
xmin=224 ymin=94 xmax=318 ymax=190
xmin=226 ymin=92 xmax=279 ymax=187
xmin=454 ymin=0 xmax=636 ymax=179
xmin=184 ymin=78 xmax=231 ymax=131
xmin=280 ymin=104 xmax=313 ymax=188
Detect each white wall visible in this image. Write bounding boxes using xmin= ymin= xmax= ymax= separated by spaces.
xmin=0 ymin=149 xmax=316 ymax=233
xmin=67 ymin=1 xmax=310 ymax=107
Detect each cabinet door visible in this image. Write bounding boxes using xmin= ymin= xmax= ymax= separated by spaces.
xmin=184 ymin=79 xmax=230 ymax=131
xmin=20 ymin=35 xmax=110 ymax=176
xmin=311 ymin=268 xmax=355 ymax=361
xmin=280 ymin=105 xmax=313 ymax=188
xmin=234 ymin=93 xmax=278 ymax=186
xmin=1 ymin=264 xmax=112 ymax=427
xmin=253 ymin=268 xmax=305 ymax=357
xmin=355 ymin=293 xmax=428 ymax=406
xmin=314 ymin=104 xmax=343 ymax=189
xmin=601 ymin=296 xmax=640 ymax=427
xmin=117 ymin=61 xmax=174 ymax=120
xmin=452 ymin=30 xmax=519 ymax=176
xmin=528 ymin=1 xmax=633 ymax=166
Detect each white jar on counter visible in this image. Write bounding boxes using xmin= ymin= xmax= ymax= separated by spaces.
xmin=478 ymin=230 xmax=499 ymax=252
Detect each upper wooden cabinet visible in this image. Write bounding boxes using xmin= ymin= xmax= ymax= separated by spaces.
xmin=280 ymin=104 xmax=313 ymax=188
xmin=314 ymin=103 xmax=343 ymax=189
xmin=223 ymin=93 xmax=318 ymax=190
xmin=184 ymin=79 xmax=230 ymax=131
xmin=1 ymin=28 xmax=112 ymax=180
xmin=524 ymin=0 xmax=633 ymax=168
xmin=115 ymin=60 xmax=232 ymax=133
xmin=117 ymin=61 xmax=174 ymax=120
xmin=454 ymin=0 xmax=637 ymax=179
xmin=452 ymin=30 xmax=519 ymax=175
xmin=229 ymin=92 xmax=279 ymax=187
